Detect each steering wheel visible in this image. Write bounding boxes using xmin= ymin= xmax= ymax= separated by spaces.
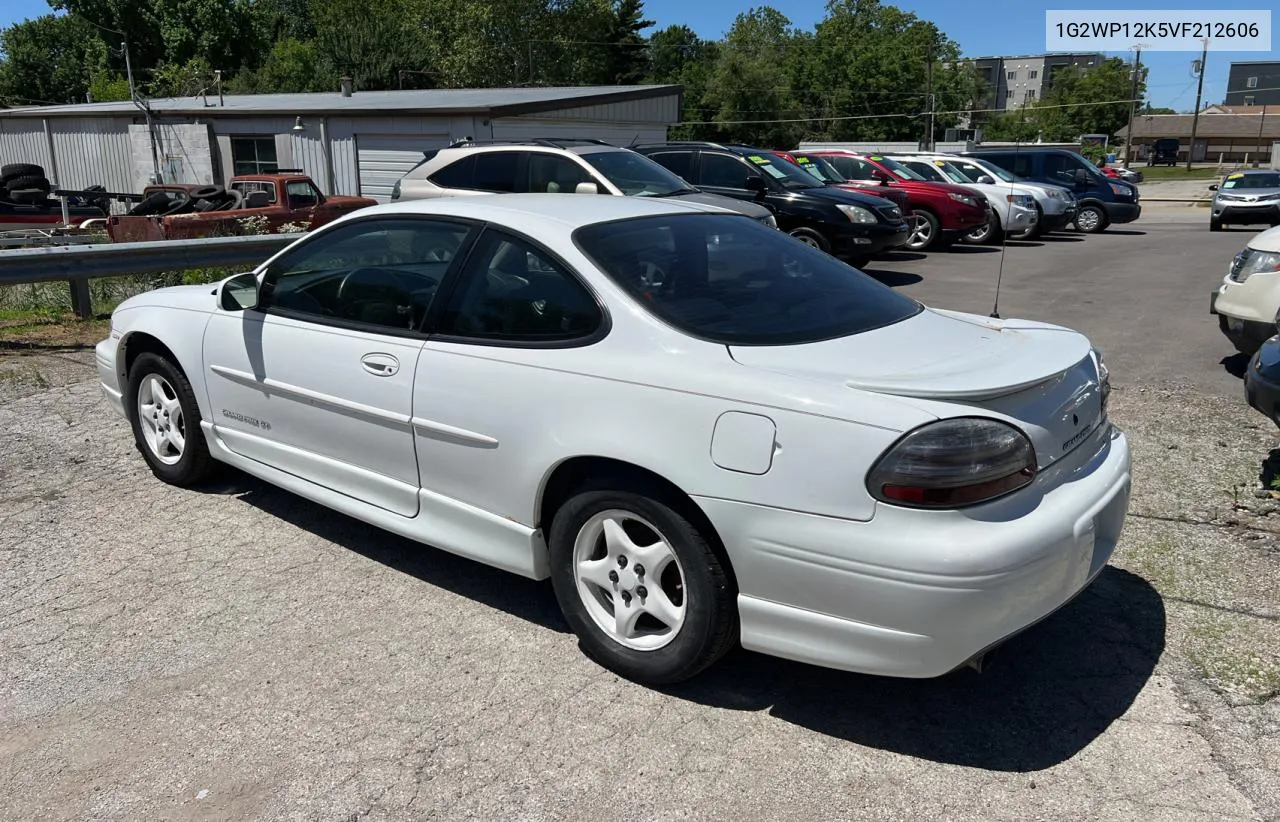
xmin=335 ymin=267 xmax=417 ymax=321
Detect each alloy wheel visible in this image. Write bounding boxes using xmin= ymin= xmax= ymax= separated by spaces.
xmin=136 ymin=373 xmax=185 ymax=465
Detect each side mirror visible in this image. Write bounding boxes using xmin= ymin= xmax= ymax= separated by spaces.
xmin=220 ymin=271 xmax=259 ymax=311
xmin=977 ymin=174 xmax=995 ymax=185
xmin=574 ymin=181 xmax=600 ymax=195
xmin=1208 ymin=184 xmax=1218 ymax=191
xmin=1074 ymin=169 xmax=1090 ymax=185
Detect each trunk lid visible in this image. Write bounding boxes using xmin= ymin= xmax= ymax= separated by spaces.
xmin=728 ymin=308 xmax=1106 ymax=468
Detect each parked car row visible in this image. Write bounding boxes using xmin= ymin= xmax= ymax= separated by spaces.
xmin=390 ymin=139 xmax=1143 ymax=273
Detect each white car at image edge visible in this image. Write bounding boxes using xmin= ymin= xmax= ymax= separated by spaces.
xmin=96 ymin=193 xmax=1131 ymax=686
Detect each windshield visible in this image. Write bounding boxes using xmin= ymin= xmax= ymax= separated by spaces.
xmin=930 ymin=161 xmax=972 ymax=185
xmin=579 ymin=150 xmax=695 ymax=197
xmin=742 ymin=152 xmax=822 ymax=189
xmin=1221 ymin=172 xmax=1280 ymax=190
xmin=786 ymin=153 xmax=847 ymax=184
xmin=868 ymin=155 xmax=928 ymax=181
xmin=574 ymin=213 xmax=922 ymax=345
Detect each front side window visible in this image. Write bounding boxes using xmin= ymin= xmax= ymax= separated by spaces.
xmin=899 ymin=160 xmax=944 ymax=182
xmin=1045 ymin=153 xmax=1101 ymax=186
xmin=824 ymin=155 xmax=877 ymax=180
xmin=644 ymin=151 xmax=693 ymax=180
xmin=527 ymin=153 xmax=595 ymax=194
xmin=260 ymin=218 xmax=472 ymax=332
xmin=575 ymin=214 xmax=921 ymax=346
xmin=579 ymin=150 xmax=693 ymax=196
xmin=438 ymin=230 xmax=602 ymax=342
xmin=231 ymin=137 xmax=277 ymax=176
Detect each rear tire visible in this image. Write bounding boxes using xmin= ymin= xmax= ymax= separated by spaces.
xmin=125 ymin=352 xmax=216 ymax=487
xmin=4 ymin=175 xmax=50 ymax=194
xmin=548 ymin=482 xmax=737 ymax=685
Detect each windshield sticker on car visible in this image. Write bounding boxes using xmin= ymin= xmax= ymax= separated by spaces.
xmin=933 ymin=160 xmax=946 ymax=166
xmin=1227 ymin=173 xmax=1243 ymax=180
xmin=869 ymin=155 xmax=883 ymax=161
xmin=747 ymin=155 xmax=770 ymax=164
xmin=760 ymin=165 xmax=788 ymax=179
xmin=796 ymin=156 xmax=812 ymax=164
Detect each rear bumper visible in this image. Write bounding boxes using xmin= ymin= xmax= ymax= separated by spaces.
xmin=698 ymin=425 xmax=1131 ymax=678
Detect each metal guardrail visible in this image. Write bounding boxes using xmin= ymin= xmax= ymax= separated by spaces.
xmin=0 ymin=233 xmax=306 ymax=318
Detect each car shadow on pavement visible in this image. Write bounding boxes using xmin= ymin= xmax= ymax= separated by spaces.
xmin=1104 ymin=230 xmax=1146 ymax=236
xmin=944 ymin=245 xmax=1000 ymax=255
xmin=660 ymin=566 xmax=1164 ymax=772
xmin=1037 ymin=235 xmax=1085 ymax=243
xmin=875 ymin=251 xmax=928 ymax=264
xmin=228 ymin=478 xmax=572 ymax=633
xmin=1221 ymin=353 xmax=1250 ymax=379
xmin=862 ymin=269 xmax=923 ymax=287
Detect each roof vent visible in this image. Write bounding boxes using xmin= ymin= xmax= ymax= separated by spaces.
xmin=340 ymin=76 xmax=353 ymax=97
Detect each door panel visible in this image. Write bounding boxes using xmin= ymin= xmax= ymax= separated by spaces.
xmin=203 ymin=312 xmax=425 ymax=516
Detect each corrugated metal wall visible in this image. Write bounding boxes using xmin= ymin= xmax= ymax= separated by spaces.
xmin=51 ymin=117 xmax=134 ymax=190
xmin=0 ymin=119 xmax=53 ymax=172
xmin=524 ymin=95 xmax=680 ymax=125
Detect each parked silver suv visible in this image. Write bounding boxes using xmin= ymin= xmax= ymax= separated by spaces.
xmin=391 ymin=138 xmax=777 ymax=226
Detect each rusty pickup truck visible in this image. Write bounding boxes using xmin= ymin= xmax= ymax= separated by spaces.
xmin=105 ymin=172 xmax=377 ymax=242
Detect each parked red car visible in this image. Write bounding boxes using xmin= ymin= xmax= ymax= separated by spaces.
xmin=797 ymin=151 xmax=990 ymax=251
xmin=771 ymin=151 xmax=913 ymax=218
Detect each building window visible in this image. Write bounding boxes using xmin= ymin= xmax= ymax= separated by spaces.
xmin=1006 ymin=89 xmax=1015 ymax=99
xmin=231 ymin=137 xmax=277 ymax=175
xmin=1246 ymin=76 xmax=1258 ymax=88
xmin=1007 ymin=70 xmax=1017 ymax=80
xmin=1029 ymin=69 xmax=1038 ymax=79
xmin=1244 ymin=96 xmax=1256 ymax=106
xmin=1026 ymin=89 xmax=1037 ymax=100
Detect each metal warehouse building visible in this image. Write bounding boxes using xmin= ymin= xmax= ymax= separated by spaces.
xmin=0 ymin=84 xmax=682 ymax=202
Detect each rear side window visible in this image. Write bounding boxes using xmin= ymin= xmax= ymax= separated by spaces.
xmin=575 ymin=213 xmax=921 ymax=345
xmin=472 ymin=153 xmax=520 ymax=192
xmin=429 ymin=155 xmax=476 ymax=189
xmin=645 ymin=151 xmax=692 ymax=179
xmin=826 ymin=156 xmax=877 ymax=181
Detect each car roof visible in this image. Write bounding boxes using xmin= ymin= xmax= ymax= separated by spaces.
xmin=329 ymin=192 xmax=741 ymax=231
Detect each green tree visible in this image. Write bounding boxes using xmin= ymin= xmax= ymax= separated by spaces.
xmin=1012 ymin=57 xmax=1146 ymax=141
xmin=231 ymin=38 xmax=333 ymax=94
xmin=603 ymin=0 xmax=655 ymax=84
xmin=0 ymin=14 xmax=107 ymax=106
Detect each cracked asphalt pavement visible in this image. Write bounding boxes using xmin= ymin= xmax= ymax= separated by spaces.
xmin=1 ymin=208 xmax=1277 ymax=821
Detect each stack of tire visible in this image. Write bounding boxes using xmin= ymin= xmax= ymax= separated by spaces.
xmin=127 ymin=184 xmax=245 ymax=217
xmin=1 ymin=163 xmax=53 ymax=206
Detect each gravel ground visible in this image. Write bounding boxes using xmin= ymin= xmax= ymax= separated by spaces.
xmin=1 ymin=216 xmax=1277 ymax=821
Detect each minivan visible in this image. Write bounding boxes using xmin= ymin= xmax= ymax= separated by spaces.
xmin=965 ymin=148 xmax=1141 ymax=233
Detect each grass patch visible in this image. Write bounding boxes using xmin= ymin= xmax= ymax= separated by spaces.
xmin=0 ymin=268 xmax=234 ymax=328
xmin=1185 ymin=611 xmax=1280 ymax=703
xmin=1138 ymin=165 xmax=1227 ymax=181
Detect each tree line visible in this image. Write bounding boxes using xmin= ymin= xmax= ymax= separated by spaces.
xmin=0 ymin=0 xmax=1146 ymax=147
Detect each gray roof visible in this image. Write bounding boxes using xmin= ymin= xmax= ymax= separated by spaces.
xmin=0 ymin=84 xmax=681 ymax=119
xmin=1118 ymin=113 xmax=1280 ymax=140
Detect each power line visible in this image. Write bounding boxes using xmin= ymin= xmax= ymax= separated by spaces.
xmin=676 ymin=96 xmax=1146 ymax=126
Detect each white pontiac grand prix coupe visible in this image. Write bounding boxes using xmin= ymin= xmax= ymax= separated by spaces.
xmin=96 ymin=193 xmax=1131 ymax=685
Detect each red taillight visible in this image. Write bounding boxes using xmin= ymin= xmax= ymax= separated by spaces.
xmin=868 ymin=417 xmax=1037 ymax=510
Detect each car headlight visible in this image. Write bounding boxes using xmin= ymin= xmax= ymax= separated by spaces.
xmin=1229 ymin=248 xmax=1280 ymax=283
xmin=948 ymin=192 xmax=978 ymax=206
xmin=765 ymin=213 xmax=778 ymax=228
xmin=1007 ymin=194 xmax=1036 ymax=208
xmin=1108 ymin=182 xmax=1131 ymax=197
xmin=837 ymin=204 xmax=877 ymax=224
xmin=1046 ymin=188 xmax=1064 ymax=201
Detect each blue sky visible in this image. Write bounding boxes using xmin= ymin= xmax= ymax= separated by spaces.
xmin=2 ymin=0 xmax=1276 ymax=110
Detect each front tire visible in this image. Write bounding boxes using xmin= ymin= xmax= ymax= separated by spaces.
xmin=788 ymin=227 xmax=831 ymax=253
xmin=548 ymin=483 xmax=737 ymax=685
xmin=905 ymin=209 xmax=941 ymax=250
xmin=963 ymin=213 xmax=1004 ymax=245
xmin=1210 ymin=217 xmax=1223 ymax=232
xmin=1075 ymin=204 xmax=1108 ymax=233
xmin=126 ymin=352 xmax=216 ymax=487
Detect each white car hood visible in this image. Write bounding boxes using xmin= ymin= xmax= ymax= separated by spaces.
xmin=1248 ymin=224 xmax=1280 ymax=253
xmin=118 ymin=283 xmax=220 ymax=313
xmin=729 ymin=307 xmax=1091 ymax=400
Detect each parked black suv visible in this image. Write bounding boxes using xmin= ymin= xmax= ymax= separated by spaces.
xmin=633 ymin=142 xmax=912 ymax=265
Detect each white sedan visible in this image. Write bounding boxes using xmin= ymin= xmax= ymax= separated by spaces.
xmin=96 ymin=194 xmax=1131 ymax=685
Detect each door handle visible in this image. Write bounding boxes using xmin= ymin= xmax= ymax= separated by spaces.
xmin=360 ymin=353 xmax=400 ymax=377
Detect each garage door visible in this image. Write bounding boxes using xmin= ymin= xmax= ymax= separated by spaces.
xmin=356 ymin=134 xmax=448 ymax=202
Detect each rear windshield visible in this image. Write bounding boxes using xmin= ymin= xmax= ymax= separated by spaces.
xmin=574 ymin=213 xmax=922 ymax=345
xmin=1222 ymin=172 xmax=1280 ymax=190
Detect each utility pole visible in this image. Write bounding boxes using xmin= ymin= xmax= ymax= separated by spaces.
xmin=1124 ymin=45 xmax=1144 ymax=167
xmin=123 ymin=39 xmax=164 ymax=184
xmin=1186 ymin=37 xmax=1208 ymax=172
xmin=1256 ymin=105 xmax=1269 ymax=167
xmin=923 ymin=41 xmax=935 ymax=151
